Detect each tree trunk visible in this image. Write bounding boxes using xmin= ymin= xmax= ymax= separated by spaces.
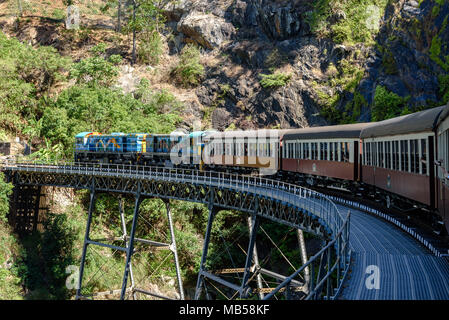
xmin=117 ymin=0 xmax=121 ymax=32
xmin=132 ymin=1 xmax=137 ymax=65
xmin=17 ymin=0 xmax=23 ymax=17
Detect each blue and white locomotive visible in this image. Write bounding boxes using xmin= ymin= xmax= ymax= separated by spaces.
xmin=74 ymin=131 xmax=206 ymax=168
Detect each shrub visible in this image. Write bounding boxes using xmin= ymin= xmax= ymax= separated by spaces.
xmin=372 ymin=85 xmax=409 ymax=121
xmin=259 ymin=72 xmax=291 ymax=88
xmin=439 ymin=74 xmax=449 ymax=104
xmin=138 ymin=31 xmax=163 ymax=65
xmin=70 ymin=56 xmax=120 ymax=87
xmin=0 ymin=173 xmax=13 ymax=223
xmin=171 ymin=44 xmax=204 ymax=87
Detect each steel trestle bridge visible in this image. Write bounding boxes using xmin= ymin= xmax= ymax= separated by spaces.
xmin=2 ymin=160 xmax=352 ymax=300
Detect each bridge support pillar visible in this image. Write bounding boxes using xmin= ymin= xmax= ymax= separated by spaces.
xmin=75 ymin=185 xmax=185 ymax=300
xmin=163 ymin=199 xmax=185 ymax=300
xmin=239 ymin=213 xmax=259 ymax=298
xmin=120 ymin=188 xmax=142 ymax=299
xmin=8 ymin=184 xmax=42 ymax=234
xmin=194 ymin=205 xmax=218 ymax=300
xmin=297 ymin=229 xmax=310 ymax=294
xmin=76 ymin=188 xmax=96 ymax=300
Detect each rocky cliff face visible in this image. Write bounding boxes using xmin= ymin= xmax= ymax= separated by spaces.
xmin=358 ymin=0 xmax=449 ymax=114
xmin=164 ymin=0 xmax=449 ymax=130
xmin=2 ymin=0 xmax=447 ymax=130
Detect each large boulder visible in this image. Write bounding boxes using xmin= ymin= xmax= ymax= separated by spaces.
xmin=177 ymin=11 xmax=236 ymax=49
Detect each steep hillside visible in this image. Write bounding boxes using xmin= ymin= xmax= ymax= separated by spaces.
xmin=1 ymin=0 xmax=448 ymax=133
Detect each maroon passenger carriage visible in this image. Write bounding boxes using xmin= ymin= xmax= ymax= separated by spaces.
xmin=280 ymin=123 xmax=371 ymax=186
xmin=360 ymin=104 xmax=449 ymax=233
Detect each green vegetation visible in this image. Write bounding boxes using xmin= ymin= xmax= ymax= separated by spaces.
xmin=430 ymin=34 xmax=449 ymax=72
xmin=259 ymin=72 xmax=291 ymax=89
xmin=305 ymin=0 xmax=389 ymax=45
xmin=439 ymin=74 xmax=449 ymax=104
xmin=0 ymin=31 xmax=70 ymax=138
xmin=0 ymin=31 xmax=181 ymax=161
xmin=381 ymin=48 xmax=399 ymax=75
xmin=171 ymin=44 xmax=205 ymax=87
xmin=372 ymin=85 xmax=410 ymax=121
xmin=137 ymin=31 xmax=163 ymax=65
xmin=0 ymin=173 xmax=22 ymax=299
xmin=122 ymin=0 xmax=170 ymax=64
xmin=315 ymin=58 xmax=365 ymax=123
xmin=342 ymin=91 xmax=367 ymax=123
xmin=70 ymin=44 xmax=122 ymax=87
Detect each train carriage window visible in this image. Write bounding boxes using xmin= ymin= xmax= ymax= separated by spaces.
xmin=311 ymin=143 xmax=317 ymax=160
xmin=345 ymin=142 xmax=349 ymax=163
xmin=421 ymin=139 xmax=427 ymax=175
xmin=334 ymin=142 xmax=339 ymax=162
xmin=393 ymin=141 xmax=399 ymax=170
xmin=366 ymin=142 xmax=371 ymax=166
xmin=386 ymin=141 xmax=391 ymax=169
xmin=379 ymin=142 xmax=384 ymax=168
xmin=296 ymin=142 xmax=300 ymax=159
xmin=341 ymin=142 xmax=350 ymax=163
xmin=373 ymin=142 xmax=377 ymax=167
xmin=329 ymin=143 xmax=334 ymax=161
xmin=410 ymin=139 xmax=419 ymax=173
xmin=324 ymin=143 xmax=328 ymax=160
xmin=442 ymin=130 xmax=449 ymax=171
xmin=400 ymin=140 xmax=409 ymax=172
xmin=362 ymin=142 xmax=366 ymax=166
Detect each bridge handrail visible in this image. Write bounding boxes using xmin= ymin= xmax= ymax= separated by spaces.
xmin=1 ymin=159 xmax=351 ymax=299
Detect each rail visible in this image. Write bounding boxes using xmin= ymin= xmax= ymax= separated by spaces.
xmin=1 ymin=159 xmax=351 ymax=299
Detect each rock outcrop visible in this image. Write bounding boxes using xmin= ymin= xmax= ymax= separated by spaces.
xmin=177 ymin=12 xmax=236 ymax=49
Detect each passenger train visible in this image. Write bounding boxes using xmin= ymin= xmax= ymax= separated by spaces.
xmin=74 ymin=103 xmax=449 ymax=234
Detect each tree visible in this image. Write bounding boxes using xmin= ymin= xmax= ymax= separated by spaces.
xmin=125 ymin=0 xmax=174 ymax=64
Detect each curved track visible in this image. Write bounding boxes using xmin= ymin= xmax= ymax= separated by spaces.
xmin=339 ymin=206 xmax=449 ymax=300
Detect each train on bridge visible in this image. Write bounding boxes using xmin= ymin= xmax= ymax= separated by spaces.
xmin=74 ymin=103 xmax=449 ymax=235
